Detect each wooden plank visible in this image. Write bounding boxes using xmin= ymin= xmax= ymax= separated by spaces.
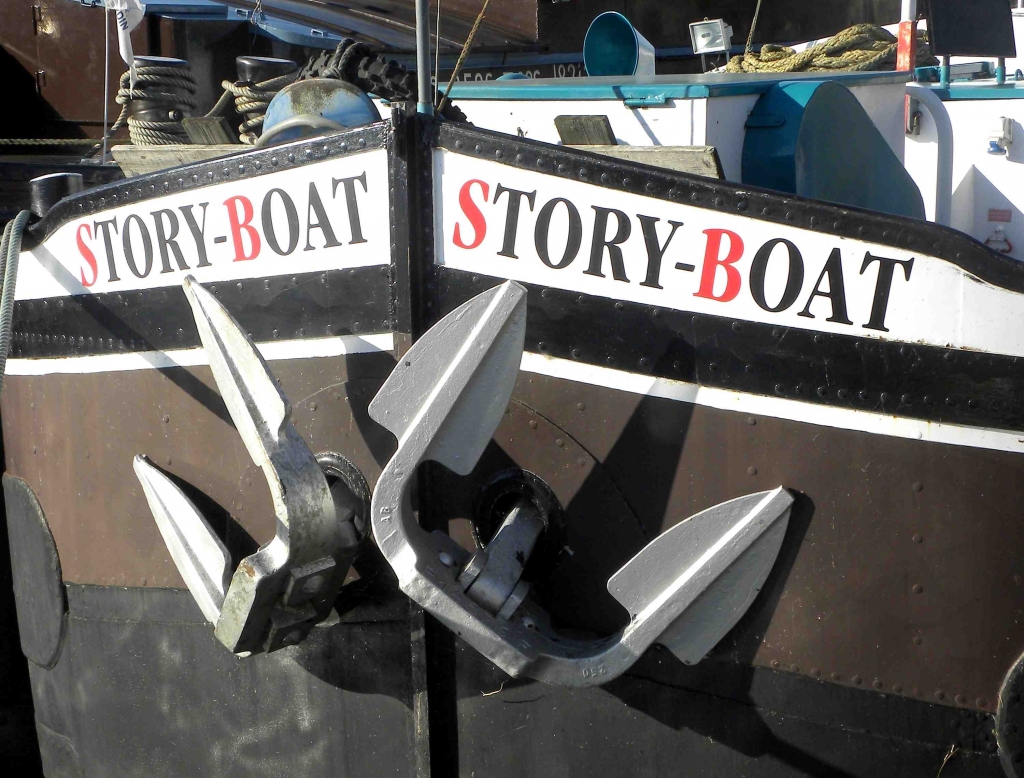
xmin=111 ymin=145 xmax=241 ymax=177
xmin=570 ymin=145 xmax=725 ymax=179
xmin=181 ymin=117 xmax=238 ymax=146
xmin=554 ymin=115 xmax=617 ymax=146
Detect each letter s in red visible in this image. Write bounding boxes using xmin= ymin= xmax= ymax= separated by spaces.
xmin=453 ymin=179 xmax=489 ymax=250
xmin=76 ymin=223 xmax=98 ymax=287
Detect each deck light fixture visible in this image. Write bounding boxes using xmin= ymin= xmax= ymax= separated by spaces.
xmin=689 ymin=18 xmax=733 ymax=55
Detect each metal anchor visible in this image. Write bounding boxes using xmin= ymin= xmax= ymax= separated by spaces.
xmin=369 ymin=281 xmax=794 ymax=686
xmin=134 ymin=276 xmax=366 ymax=656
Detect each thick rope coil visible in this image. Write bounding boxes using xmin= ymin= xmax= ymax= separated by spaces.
xmin=323 ymin=39 xmax=373 ymax=81
xmin=211 ymin=72 xmax=297 ymax=145
xmin=0 ymin=211 xmax=29 ymax=399
xmin=111 ymin=63 xmax=198 ymax=145
xmin=726 ymin=23 xmax=936 ymax=74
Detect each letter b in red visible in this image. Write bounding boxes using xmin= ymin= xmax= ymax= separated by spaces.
xmin=694 ymin=229 xmax=743 ymax=302
xmin=224 ymin=196 xmax=261 ymax=261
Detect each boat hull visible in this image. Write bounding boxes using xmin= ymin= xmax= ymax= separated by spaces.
xmin=5 ymin=114 xmax=1023 ymax=775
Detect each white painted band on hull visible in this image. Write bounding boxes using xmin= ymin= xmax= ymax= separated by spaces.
xmin=9 ymin=340 xmax=1024 ymax=454
xmin=519 ymin=352 xmax=1024 ymax=455
xmin=5 ymin=333 xmax=395 ymax=375
xmin=17 ymin=149 xmax=392 ymax=301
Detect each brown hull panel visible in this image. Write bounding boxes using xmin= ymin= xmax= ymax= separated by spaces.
xmin=5 ymin=356 xmax=1023 ymax=712
xmin=1 ymin=352 xmax=397 ymax=588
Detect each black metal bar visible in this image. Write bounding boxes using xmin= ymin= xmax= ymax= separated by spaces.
xmin=11 ymin=265 xmax=392 ymax=358
xmin=389 ymin=104 xmax=458 ymax=777
xmin=435 ymin=267 xmax=1024 ymax=433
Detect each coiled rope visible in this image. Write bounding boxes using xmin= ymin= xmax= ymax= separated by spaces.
xmin=0 ymin=211 xmax=29 ymax=399
xmin=110 ymin=63 xmax=198 ymax=145
xmin=726 ymin=22 xmax=936 ymax=73
xmin=307 ymin=39 xmax=379 ymax=83
xmin=207 ymin=72 xmax=297 ymax=145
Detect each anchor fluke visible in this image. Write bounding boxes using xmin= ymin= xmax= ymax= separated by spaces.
xmin=369 ymin=280 xmax=527 ymax=475
xmin=181 ymin=275 xmax=290 ymax=464
xmin=133 ymin=454 xmax=231 ymax=624
xmin=607 ymin=487 xmax=793 ymax=665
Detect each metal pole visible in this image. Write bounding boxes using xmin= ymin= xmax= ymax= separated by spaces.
xmin=896 ymin=0 xmax=918 ymax=132
xmin=102 ymin=4 xmax=110 ymax=163
xmin=415 ymin=0 xmax=433 ymax=115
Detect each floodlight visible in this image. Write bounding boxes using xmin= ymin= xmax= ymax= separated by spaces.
xmin=689 ymin=19 xmax=733 ymax=55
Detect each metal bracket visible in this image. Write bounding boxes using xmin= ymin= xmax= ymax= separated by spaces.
xmin=368 ymin=281 xmax=794 ymax=686
xmin=134 ymin=276 xmax=366 ymax=656
xmin=457 ymin=500 xmax=543 ymax=619
xmin=623 ymin=94 xmax=667 ymax=108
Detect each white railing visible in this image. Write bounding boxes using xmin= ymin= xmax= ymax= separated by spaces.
xmin=906 ymin=85 xmax=954 ymax=226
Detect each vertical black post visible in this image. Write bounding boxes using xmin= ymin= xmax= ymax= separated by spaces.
xmin=388 ymin=103 xmax=459 ymax=777
xmin=389 ymin=103 xmax=427 ymax=340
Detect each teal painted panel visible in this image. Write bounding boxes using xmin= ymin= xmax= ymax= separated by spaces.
xmin=742 ymin=81 xmax=926 ymax=222
xmin=926 ymin=82 xmax=1024 ymax=101
xmin=441 ymin=71 xmax=908 ymax=102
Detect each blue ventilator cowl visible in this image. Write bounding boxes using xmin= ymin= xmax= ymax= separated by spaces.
xmin=260 ymin=78 xmax=382 ymax=146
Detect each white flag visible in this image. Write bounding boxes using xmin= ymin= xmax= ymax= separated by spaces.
xmin=108 ymin=0 xmax=147 ymax=90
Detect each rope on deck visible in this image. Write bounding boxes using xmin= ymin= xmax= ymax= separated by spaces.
xmin=726 ymin=23 xmax=936 ymax=74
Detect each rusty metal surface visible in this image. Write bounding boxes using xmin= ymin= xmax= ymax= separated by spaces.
xmin=1 ymin=352 xmax=396 ymax=588
xmin=6 ymin=328 xmax=1021 ymax=718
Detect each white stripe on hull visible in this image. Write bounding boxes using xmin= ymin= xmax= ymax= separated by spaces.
xmin=9 ymin=340 xmax=1023 ymax=455
xmin=520 ymin=352 xmax=1024 ymax=456
xmin=5 ymin=333 xmax=395 ymax=375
